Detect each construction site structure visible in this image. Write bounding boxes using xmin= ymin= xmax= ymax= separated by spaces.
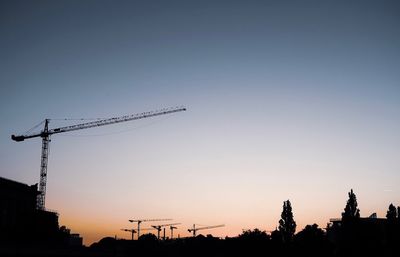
xmin=170 ymin=225 xmax=178 ymax=239
xmin=129 ymin=219 xmax=172 ymax=238
xmin=188 ymin=224 xmax=225 ymax=237
xmin=121 ymin=228 xmax=136 ymax=240
xmin=121 ymin=227 xmax=156 ymax=240
xmin=11 ymin=106 xmax=186 ymax=210
xmin=151 ymin=223 xmax=181 ymax=240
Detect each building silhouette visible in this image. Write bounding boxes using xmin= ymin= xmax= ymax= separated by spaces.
xmin=326 ymin=213 xmax=390 ymax=256
xmin=0 ymin=176 xmax=81 ymax=246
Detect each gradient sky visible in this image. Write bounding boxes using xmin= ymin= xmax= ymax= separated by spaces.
xmin=1 ymin=0 xmax=399 ymax=245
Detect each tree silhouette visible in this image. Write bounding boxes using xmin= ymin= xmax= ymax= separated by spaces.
xmin=294 ymin=224 xmax=327 ymax=256
xmin=386 ymin=203 xmax=397 ymax=222
xmin=138 ymin=233 xmax=158 ymax=242
xmin=342 ymin=189 xmax=360 ymax=220
xmin=295 ymin=224 xmax=325 ymax=243
xmin=397 ymin=207 xmax=400 ymax=221
xmin=238 ymin=228 xmax=269 ymax=241
xmin=278 ymin=200 xmax=296 ymax=242
xmin=270 ymin=229 xmax=283 ymax=244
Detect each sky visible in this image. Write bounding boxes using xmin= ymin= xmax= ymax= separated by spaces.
xmin=1 ymin=0 xmax=399 ymax=245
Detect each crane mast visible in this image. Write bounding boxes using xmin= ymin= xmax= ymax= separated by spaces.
xmin=38 ymin=119 xmax=50 ymax=210
xmin=12 ymin=107 xmax=186 ymax=210
xmin=170 ymin=225 xmax=178 ymax=239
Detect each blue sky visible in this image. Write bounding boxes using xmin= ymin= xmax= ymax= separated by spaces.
xmin=1 ymin=0 xmax=399 ymax=244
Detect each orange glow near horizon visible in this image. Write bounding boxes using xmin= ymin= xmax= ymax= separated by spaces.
xmin=54 ymin=196 xmax=392 ymax=246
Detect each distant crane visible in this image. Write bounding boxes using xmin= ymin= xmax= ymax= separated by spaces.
xmin=188 ymin=224 xmax=225 ymax=237
xmin=121 ymin=228 xmax=137 ymax=240
xmin=151 ymin=223 xmax=181 ymax=240
xmin=11 ymin=107 xmax=186 ymax=210
xmin=129 ymin=219 xmax=172 ymax=238
xmin=121 ymin=227 xmax=156 ymax=240
xmin=170 ymin=225 xmax=178 ymax=239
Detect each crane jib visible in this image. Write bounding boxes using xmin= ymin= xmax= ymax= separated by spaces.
xmin=47 ymin=107 xmax=186 ymax=135
xmin=11 ymin=107 xmax=186 ymax=140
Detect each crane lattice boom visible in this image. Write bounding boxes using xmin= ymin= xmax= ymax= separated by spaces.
xmin=152 ymin=223 xmax=181 ymax=228
xmin=188 ymin=224 xmax=225 ymax=237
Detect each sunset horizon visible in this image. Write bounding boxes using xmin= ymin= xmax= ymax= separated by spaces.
xmin=1 ymin=0 xmax=399 ymax=254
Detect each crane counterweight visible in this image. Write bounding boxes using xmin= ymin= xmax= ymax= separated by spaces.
xmin=11 ymin=135 xmax=25 ymax=141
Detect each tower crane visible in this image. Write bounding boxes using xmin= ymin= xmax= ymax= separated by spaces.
xmin=11 ymin=106 xmax=186 ymax=210
xmin=188 ymin=224 xmax=225 ymax=237
xmin=121 ymin=228 xmax=137 ymax=240
xmin=129 ymin=218 xmax=172 ymax=238
xmin=121 ymin=227 xmax=156 ymax=240
xmin=151 ymin=223 xmax=181 ymax=240
xmin=170 ymin=225 xmax=178 ymax=239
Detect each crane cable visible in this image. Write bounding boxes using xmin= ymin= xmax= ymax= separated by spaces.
xmin=23 ymin=120 xmax=45 ymax=135
xmin=50 ymin=118 xmax=107 ymax=121
xmin=22 ymin=118 xmax=104 ymax=135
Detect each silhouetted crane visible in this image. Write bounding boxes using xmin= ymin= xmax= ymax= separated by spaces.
xmin=170 ymin=225 xmax=178 ymax=239
xmin=188 ymin=224 xmax=225 ymax=237
xmin=121 ymin=228 xmax=137 ymax=240
xmin=129 ymin=219 xmax=172 ymax=238
xmin=121 ymin=227 xmax=156 ymax=240
xmin=11 ymin=107 xmax=186 ymax=210
xmin=151 ymin=223 xmax=181 ymax=240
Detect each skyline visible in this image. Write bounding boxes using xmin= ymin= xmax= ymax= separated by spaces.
xmin=1 ymin=0 xmax=399 ymax=245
